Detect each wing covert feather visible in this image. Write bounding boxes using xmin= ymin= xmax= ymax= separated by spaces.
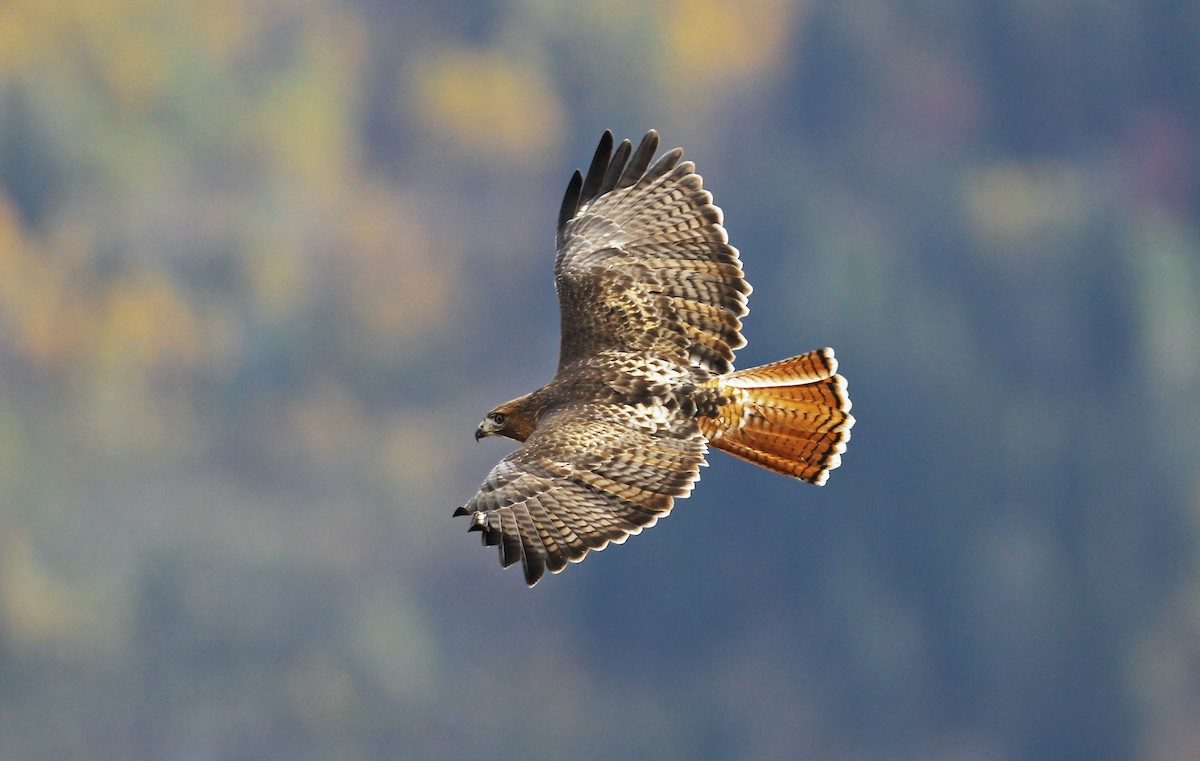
xmin=456 ymin=407 xmax=707 ymax=586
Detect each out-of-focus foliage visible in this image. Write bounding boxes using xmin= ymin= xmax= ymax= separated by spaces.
xmin=0 ymin=1 xmax=1198 ymax=759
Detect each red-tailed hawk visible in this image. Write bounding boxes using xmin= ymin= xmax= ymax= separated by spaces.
xmin=455 ymin=130 xmax=854 ymax=585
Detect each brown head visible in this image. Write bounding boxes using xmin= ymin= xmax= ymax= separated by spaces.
xmin=475 ymin=392 xmax=541 ymax=443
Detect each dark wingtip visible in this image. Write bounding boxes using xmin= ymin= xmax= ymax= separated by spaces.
xmin=499 ymin=534 xmax=522 ymax=568
xmin=557 ymin=169 xmax=584 ymax=241
xmin=484 ymin=525 xmax=503 ymax=546
xmin=559 ymin=130 xmax=668 ymax=238
xmin=599 ymin=138 xmax=632 ymax=196
xmin=523 ymin=557 xmax=545 ymax=587
xmin=579 ymin=130 xmax=615 ymax=207
xmin=618 ymin=130 xmax=660 ymax=189
xmin=452 ymin=506 xmax=470 ymax=517
xmin=647 ymin=146 xmax=684 ymax=179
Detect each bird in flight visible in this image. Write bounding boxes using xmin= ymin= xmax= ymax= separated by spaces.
xmin=455 ymin=130 xmax=854 ymax=585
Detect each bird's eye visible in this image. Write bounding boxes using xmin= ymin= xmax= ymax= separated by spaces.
xmin=491 ymin=412 xmax=506 ymax=425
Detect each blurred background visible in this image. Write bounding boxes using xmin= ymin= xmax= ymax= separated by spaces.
xmin=1 ymin=1 xmax=1198 ymax=759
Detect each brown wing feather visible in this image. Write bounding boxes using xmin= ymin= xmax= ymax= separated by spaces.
xmin=554 ymin=130 xmax=751 ymax=374
xmin=458 ymin=406 xmax=707 ymax=586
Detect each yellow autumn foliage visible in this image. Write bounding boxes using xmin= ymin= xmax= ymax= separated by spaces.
xmin=245 ymin=11 xmax=367 ymax=197
xmin=963 ymin=161 xmax=1090 ymax=272
xmin=659 ymin=0 xmax=803 ymax=106
xmin=1 ymin=529 xmax=121 ymax=653
xmin=412 ymin=47 xmax=564 ymax=163
xmin=0 ymin=198 xmax=89 ymax=369
xmin=336 ymin=185 xmax=456 ymax=343
xmin=96 ymin=268 xmax=209 ymax=370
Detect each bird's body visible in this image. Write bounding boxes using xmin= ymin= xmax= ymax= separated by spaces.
xmin=457 ymin=130 xmax=854 ymax=585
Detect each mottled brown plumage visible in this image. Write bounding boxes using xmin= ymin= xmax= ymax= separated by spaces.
xmin=457 ymin=130 xmax=854 ymax=586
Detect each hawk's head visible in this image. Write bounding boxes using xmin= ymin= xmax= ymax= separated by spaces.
xmin=476 ymin=395 xmax=539 ymax=443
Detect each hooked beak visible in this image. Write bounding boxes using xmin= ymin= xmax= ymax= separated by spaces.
xmin=476 ymin=418 xmax=501 ymax=441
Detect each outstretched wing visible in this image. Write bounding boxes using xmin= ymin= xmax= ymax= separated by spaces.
xmin=554 ymin=130 xmax=751 ymax=375
xmin=455 ymin=406 xmax=708 ymax=586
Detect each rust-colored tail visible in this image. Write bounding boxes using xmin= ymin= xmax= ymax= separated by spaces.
xmin=697 ymin=348 xmax=854 ymax=485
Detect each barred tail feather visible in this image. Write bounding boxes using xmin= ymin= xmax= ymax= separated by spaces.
xmin=721 ymin=346 xmax=839 ymax=388
xmin=699 ymin=348 xmax=854 ymax=485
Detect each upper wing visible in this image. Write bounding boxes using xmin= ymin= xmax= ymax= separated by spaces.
xmin=554 ymin=130 xmax=752 ymax=375
xmin=454 ymin=405 xmax=708 ymax=586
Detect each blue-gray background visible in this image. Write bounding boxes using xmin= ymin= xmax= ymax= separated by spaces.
xmin=1 ymin=1 xmax=1198 ymax=759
